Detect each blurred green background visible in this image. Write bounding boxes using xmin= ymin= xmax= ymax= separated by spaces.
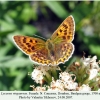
xmin=0 ymin=1 xmax=100 ymax=91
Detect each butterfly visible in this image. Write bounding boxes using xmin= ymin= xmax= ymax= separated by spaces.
xmin=13 ymin=15 xmax=75 ymax=66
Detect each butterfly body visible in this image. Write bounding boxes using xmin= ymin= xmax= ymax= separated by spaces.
xmin=46 ymin=39 xmax=56 ymax=60
xmin=13 ymin=15 xmax=75 ymax=66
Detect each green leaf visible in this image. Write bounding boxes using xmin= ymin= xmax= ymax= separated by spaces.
xmin=0 ymin=56 xmax=31 ymax=68
xmin=44 ymin=1 xmax=68 ymax=19
xmin=22 ymin=25 xmax=38 ymax=35
xmin=0 ymin=20 xmax=16 ymax=31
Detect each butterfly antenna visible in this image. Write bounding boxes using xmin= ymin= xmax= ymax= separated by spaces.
xmin=33 ymin=34 xmax=46 ymax=41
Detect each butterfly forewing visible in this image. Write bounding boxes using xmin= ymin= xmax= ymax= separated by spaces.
xmin=13 ymin=36 xmax=46 ymax=55
xmin=51 ymin=15 xmax=75 ymax=43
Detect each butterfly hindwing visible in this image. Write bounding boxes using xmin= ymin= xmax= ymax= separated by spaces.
xmin=55 ymin=42 xmax=74 ymax=65
xmin=30 ymin=48 xmax=51 ymax=65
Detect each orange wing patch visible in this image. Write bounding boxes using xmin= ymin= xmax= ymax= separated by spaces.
xmin=51 ymin=15 xmax=75 ymax=43
xmin=13 ymin=36 xmax=45 ymax=55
